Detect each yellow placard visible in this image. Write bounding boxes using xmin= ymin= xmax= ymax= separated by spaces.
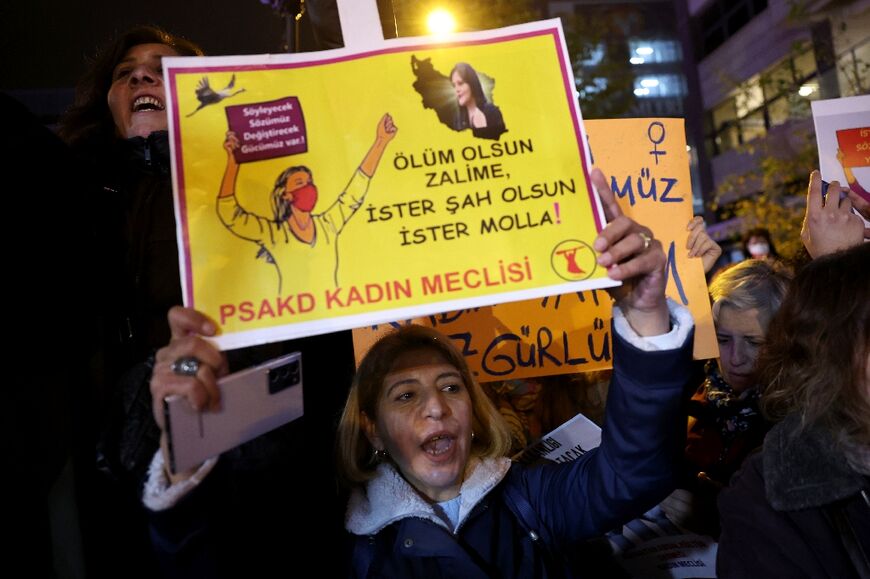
xmin=352 ymin=118 xmax=718 ymax=381
xmin=166 ymin=21 xmax=618 ymax=349
xmin=352 ymin=290 xmax=613 ymax=382
xmin=586 ymin=118 xmax=717 ymax=361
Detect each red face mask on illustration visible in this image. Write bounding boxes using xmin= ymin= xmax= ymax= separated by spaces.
xmin=291 ymin=183 xmax=318 ymax=213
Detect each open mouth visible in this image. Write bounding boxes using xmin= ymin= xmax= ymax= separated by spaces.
xmin=132 ymin=95 xmax=165 ymax=113
xmin=422 ymin=434 xmax=454 ymax=456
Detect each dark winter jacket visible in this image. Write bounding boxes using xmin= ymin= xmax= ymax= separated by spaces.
xmin=71 ymin=130 xmax=182 ymax=485
xmin=88 ymin=132 xmax=353 ymax=578
xmin=90 ymin=132 xmax=299 ymax=482
xmin=347 ymin=326 xmax=695 ymax=578
xmin=717 ymin=414 xmax=870 ymax=578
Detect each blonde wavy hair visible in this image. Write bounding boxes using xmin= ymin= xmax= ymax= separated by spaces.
xmin=708 ymin=258 xmax=792 ymax=328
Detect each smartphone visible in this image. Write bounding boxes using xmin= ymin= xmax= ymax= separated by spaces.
xmin=164 ymin=352 xmax=303 ymax=474
xmin=822 ymin=180 xmax=848 ymax=201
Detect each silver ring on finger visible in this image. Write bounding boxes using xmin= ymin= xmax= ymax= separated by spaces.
xmin=171 ymin=356 xmax=201 ymax=377
xmin=638 ymin=231 xmax=652 ymax=251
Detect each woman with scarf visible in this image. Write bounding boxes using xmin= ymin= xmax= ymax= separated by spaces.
xmin=661 ymin=258 xmax=792 ymax=535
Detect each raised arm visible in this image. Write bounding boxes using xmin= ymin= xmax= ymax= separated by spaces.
xmin=800 ymin=170 xmax=868 ymax=258
xmin=591 ymin=168 xmax=669 ymax=336
xmin=514 ymin=168 xmax=694 ymax=545
xmin=219 ymin=131 xmax=241 ymax=199
xmin=215 ymin=132 xmax=275 ymax=243
xmin=358 ymin=113 xmax=397 ymax=178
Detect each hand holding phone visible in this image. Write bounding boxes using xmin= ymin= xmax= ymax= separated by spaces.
xmin=164 ymin=352 xmax=304 ymax=474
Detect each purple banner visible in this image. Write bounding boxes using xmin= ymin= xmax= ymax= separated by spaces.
xmin=225 ymin=96 xmax=307 ymax=163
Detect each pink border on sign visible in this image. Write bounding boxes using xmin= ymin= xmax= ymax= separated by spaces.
xmin=169 ymin=27 xmax=598 ymax=308
xmin=165 ymin=70 xmax=197 ymax=309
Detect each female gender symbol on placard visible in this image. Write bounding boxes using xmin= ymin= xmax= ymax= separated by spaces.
xmin=648 ymin=121 xmax=666 ymax=165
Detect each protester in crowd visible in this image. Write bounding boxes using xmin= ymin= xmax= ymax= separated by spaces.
xmin=59 ymin=25 xmax=203 ymax=483
xmin=143 ymin=168 xmax=696 ymax=576
xmin=741 ymin=227 xmax=779 ymax=261
xmin=336 ymin=169 xmax=694 ymax=575
xmin=57 ymin=27 xmax=204 ymax=577
xmin=716 ymin=171 xmax=869 ymax=578
xmin=661 ymin=258 xmax=792 ymax=535
xmin=717 ymin=242 xmax=869 ymax=578
xmin=58 ymin=26 xmax=353 ymax=577
xmin=450 ymin=61 xmax=506 ymax=140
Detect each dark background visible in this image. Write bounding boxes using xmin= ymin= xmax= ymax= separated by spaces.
xmin=2 ymin=1 xmax=288 ymax=90
xmin=1 ymin=1 xmax=339 ymax=123
xmin=3 ymin=3 xmax=355 ymax=577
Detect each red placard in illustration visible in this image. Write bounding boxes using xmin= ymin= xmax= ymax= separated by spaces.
xmin=836 ymin=127 xmax=870 ymax=168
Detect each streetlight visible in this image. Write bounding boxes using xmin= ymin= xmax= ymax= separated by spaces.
xmin=427 ymin=8 xmax=457 ymax=35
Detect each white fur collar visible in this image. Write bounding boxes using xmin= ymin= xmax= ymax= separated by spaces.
xmin=345 ymin=456 xmax=512 ymax=536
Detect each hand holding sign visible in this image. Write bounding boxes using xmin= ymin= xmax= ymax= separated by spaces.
xmin=151 ymin=307 xmax=228 ymax=418
xmin=812 ymin=96 xmax=870 ymax=206
xmin=591 ymin=168 xmax=668 ymax=337
xmin=847 ymin=187 xmax=870 ymax=221
xmin=837 ymin=145 xmax=870 ymax=205
xmin=686 ymin=216 xmax=722 ymax=274
xmin=585 ymin=118 xmax=716 ymax=358
xmin=167 ymin=23 xmax=617 ymax=350
xmin=800 ymin=170 xmax=868 ymax=258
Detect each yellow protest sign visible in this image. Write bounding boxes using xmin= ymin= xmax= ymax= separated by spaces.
xmin=586 ymin=118 xmax=717 ymax=360
xmin=352 ymin=118 xmax=718 ymax=381
xmin=352 ymin=290 xmax=614 ymax=382
xmin=165 ymin=20 xmax=618 ymax=349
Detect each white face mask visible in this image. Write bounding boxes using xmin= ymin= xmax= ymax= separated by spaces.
xmin=747 ymin=242 xmax=770 ymax=258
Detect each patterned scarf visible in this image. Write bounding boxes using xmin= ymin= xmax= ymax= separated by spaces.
xmin=700 ymin=361 xmax=763 ymax=440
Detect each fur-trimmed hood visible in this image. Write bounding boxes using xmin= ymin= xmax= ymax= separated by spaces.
xmin=764 ymin=414 xmax=868 ymax=512
xmin=345 ymin=457 xmax=512 ymax=536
